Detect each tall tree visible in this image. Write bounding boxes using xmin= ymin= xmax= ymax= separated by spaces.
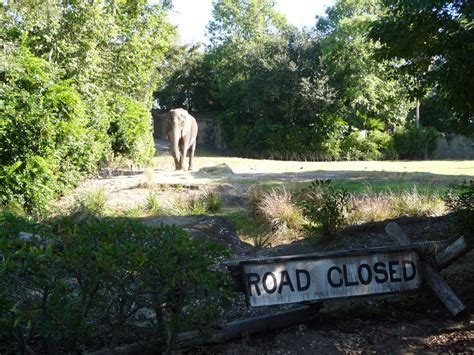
xmin=154 ymin=43 xmax=212 ymax=111
xmin=205 ymin=0 xmax=289 ymax=106
xmin=369 ymin=0 xmax=473 ymax=134
xmin=317 ymin=0 xmax=412 ymax=131
xmin=207 ymin=0 xmax=288 ymax=46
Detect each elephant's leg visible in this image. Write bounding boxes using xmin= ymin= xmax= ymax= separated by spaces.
xmin=173 ymin=155 xmax=181 ymax=170
xmin=188 ymin=141 xmax=196 ymax=170
xmin=172 ymin=140 xmax=183 ymax=170
xmin=179 ymin=140 xmax=188 ymax=171
xmin=173 ymin=146 xmax=181 ymax=170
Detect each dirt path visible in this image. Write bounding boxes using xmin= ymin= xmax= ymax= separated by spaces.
xmin=59 ymin=139 xmax=474 ymax=213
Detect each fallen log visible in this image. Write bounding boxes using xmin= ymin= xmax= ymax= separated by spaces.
xmin=88 ymin=304 xmax=321 ymax=355
xmin=177 ymin=303 xmax=321 ymax=348
xmin=385 ymin=222 xmax=466 ymax=316
xmin=421 ymin=262 xmax=466 ymax=316
xmin=88 ymin=341 xmax=157 ymax=355
xmin=434 ymin=236 xmax=472 ymax=271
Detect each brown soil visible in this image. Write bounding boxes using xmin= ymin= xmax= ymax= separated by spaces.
xmin=190 ymin=215 xmax=474 ymax=354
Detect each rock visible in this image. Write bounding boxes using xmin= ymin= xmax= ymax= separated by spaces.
xmin=185 ymin=216 xmax=254 ymax=256
xmin=298 ymin=324 xmax=307 ymax=334
xmin=141 ymin=215 xmax=253 ymax=256
xmin=198 ymin=163 xmax=234 ymax=176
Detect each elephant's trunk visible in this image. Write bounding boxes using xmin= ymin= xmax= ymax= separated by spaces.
xmin=171 ymin=129 xmax=182 ymax=170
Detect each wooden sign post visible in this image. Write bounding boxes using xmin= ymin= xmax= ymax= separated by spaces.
xmin=242 ymin=248 xmax=421 ymax=307
xmin=227 ymin=224 xmax=469 ymax=317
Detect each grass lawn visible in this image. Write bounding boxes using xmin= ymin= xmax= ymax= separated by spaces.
xmin=155 ymin=151 xmax=473 ymax=194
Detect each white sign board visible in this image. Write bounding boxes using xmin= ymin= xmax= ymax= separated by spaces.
xmin=243 ymin=251 xmax=421 ymax=307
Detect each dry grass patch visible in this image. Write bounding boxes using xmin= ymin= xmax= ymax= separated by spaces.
xmin=347 ymin=188 xmax=446 ymax=224
xmin=256 ymin=188 xmax=306 ymax=234
xmin=392 ymin=188 xmax=445 ymax=217
xmin=347 ymin=193 xmax=396 ymax=224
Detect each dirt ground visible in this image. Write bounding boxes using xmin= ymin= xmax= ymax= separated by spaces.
xmin=193 ymin=216 xmax=474 ymax=354
xmin=60 ymin=141 xmax=474 ymax=353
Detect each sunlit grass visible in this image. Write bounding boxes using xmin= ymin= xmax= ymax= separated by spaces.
xmin=144 ymin=191 xmax=164 ymax=215
xmin=70 ymin=188 xmax=108 ymax=217
xmin=256 ymin=188 xmax=305 ymax=233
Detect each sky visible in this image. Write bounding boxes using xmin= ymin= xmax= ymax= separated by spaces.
xmin=167 ymin=0 xmax=335 ymax=45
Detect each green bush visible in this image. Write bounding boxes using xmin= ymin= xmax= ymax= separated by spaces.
xmin=367 ymin=130 xmax=398 ymax=160
xmin=228 ymin=118 xmax=345 ymax=161
xmin=299 ymin=179 xmax=350 ymax=239
xmin=0 ymin=214 xmax=234 ymax=353
xmin=339 ymin=130 xmax=397 ymax=160
xmin=340 ymin=131 xmax=375 ymax=160
xmin=1 ymin=1 xmax=173 ymax=213
xmin=0 ymin=48 xmax=96 ymax=212
xmin=108 ymin=96 xmax=155 ymax=166
xmin=444 ymin=180 xmax=474 ymax=240
xmin=393 ymin=125 xmax=439 ymax=159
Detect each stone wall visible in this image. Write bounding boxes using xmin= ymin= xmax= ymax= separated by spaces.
xmin=151 ymin=109 xmax=227 ymax=150
xmin=433 ymin=134 xmax=474 ymax=160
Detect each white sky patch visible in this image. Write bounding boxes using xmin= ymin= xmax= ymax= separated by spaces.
xmin=162 ymin=0 xmax=335 ymax=45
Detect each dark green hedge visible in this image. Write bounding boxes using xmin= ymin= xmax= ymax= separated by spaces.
xmin=0 ymin=214 xmax=233 ymax=353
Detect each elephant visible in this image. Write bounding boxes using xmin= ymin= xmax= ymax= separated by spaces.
xmin=166 ymin=108 xmax=198 ymax=170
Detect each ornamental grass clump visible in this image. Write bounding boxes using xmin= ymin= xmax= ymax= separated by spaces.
xmin=202 ymin=190 xmax=223 ymax=213
xmin=347 ymin=193 xmax=396 ymax=224
xmin=257 ymin=188 xmax=305 ymax=234
xmin=70 ymin=188 xmax=108 ymax=218
xmin=391 ymin=188 xmax=445 ymax=217
xmin=145 ymin=191 xmax=163 ymax=215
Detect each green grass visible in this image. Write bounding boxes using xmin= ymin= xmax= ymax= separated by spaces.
xmin=225 ymin=210 xmax=265 ymax=233
xmin=331 ymin=180 xmax=449 ymax=195
xmin=237 ymin=179 xmax=450 ymax=196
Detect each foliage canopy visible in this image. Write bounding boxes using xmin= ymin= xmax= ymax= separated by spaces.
xmin=1 ymin=0 xmax=174 ymax=212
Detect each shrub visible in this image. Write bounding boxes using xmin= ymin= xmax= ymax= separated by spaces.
xmin=226 ymin=117 xmax=346 ymax=161
xmin=444 ymin=180 xmax=474 ymax=239
xmin=339 ymin=130 xmax=397 ymax=160
xmin=367 ymin=130 xmax=398 ymax=160
xmin=340 ymin=131 xmax=370 ymax=160
xmin=299 ymin=179 xmax=350 ymax=239
xmin=108 ymin=96 xmax=155 ymax=167
xmin=0 ymin=48 xmax=96 ymax=213
xmin=0 ymin=213 xmax=234 ymax=353
xmin=393 ymin=125 xmax=439 ymax=159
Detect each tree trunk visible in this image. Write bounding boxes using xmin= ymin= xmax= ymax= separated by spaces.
xmin=416 ymin=100 xmax=420 ymax=128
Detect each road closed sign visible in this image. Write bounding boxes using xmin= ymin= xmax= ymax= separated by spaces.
xmin=242 ymin=251 xmax=421 ymax=307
